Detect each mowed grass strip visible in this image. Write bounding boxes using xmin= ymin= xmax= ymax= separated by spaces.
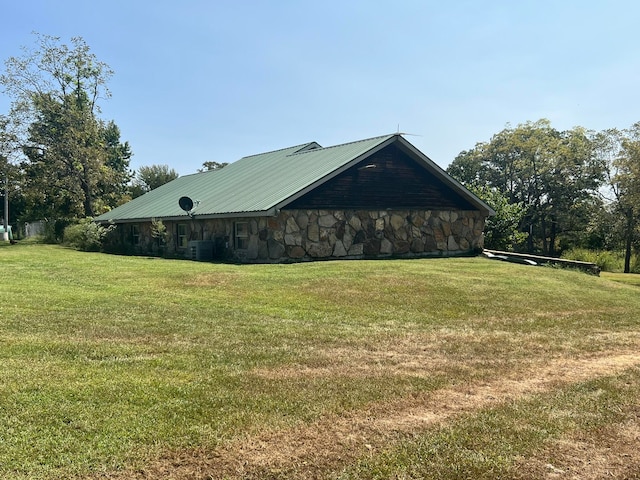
xmin=338 ymin=368 xmax=640 ymax=480
xmin=602 ymin=271 xmax=640 ymax=288
xmin=0 ymin=243 xmax=639 ymax=479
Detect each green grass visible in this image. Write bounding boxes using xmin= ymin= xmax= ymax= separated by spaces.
xmin=1 ymin=243 xmax=640 ymax=479
xmin=339 ymin=370 xmax=640 ymax=479
xmin=602 ymin=271 xmax=640 ymax=287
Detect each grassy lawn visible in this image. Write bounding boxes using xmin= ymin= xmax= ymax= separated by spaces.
xmin=1 ymin=243 xmax=639 ymax=479
xmin=602 ymin=271 xmax=640 ymax=288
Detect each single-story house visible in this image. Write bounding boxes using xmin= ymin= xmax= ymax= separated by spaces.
xmin=95 ymin=134 xmax=494 ymax=263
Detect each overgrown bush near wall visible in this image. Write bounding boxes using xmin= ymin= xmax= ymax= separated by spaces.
xmin=63 ymin=218 xmax=114 ymax=252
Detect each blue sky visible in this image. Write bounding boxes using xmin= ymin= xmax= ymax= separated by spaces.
xmin=1 ymin=1 xmax=639 ymax=176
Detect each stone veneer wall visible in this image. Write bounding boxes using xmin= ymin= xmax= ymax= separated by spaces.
xmin=191 ymin=209 xmax=485 ymax=263
xmin=140 ymin=209 xmax=485 ymax=262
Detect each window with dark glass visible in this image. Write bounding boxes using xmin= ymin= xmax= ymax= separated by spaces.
xmin=131 ymin=224 xmax=140 ymax=245
xmin=177 ymin=223 xmax=188 ymax=248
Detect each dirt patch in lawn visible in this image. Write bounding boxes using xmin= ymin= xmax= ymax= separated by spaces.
xmin=183 ymin=272 xmax=240 ymax=288
xmin=513 ymin=417 xmax=640 ymax=480
xmin=251 ymin=330 xmax=556 ymax=381
xmin=94 ymin=351 xmax=640 ymax=480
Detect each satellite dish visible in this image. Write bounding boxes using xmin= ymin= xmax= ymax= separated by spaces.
xmin=178 ymin=196 xmax=194 ymax=212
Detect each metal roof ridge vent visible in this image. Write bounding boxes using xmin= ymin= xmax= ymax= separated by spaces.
xmin=293 ymin=142 xmax=322 ymax=153
xmin=241 ymin=142 xmax=317 ymax=160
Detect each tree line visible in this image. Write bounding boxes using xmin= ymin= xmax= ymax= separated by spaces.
xmin=446 ymin=119 xmax=640 ymax=272
xmin=0 ymin=34 xmax=215 ymax=240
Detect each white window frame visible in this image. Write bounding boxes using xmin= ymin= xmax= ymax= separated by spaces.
xmin=234 ymin=222 xmax=249 ymax=250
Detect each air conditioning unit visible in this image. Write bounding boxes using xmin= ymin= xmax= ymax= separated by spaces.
xmin=187 ymin=240 xmax=214 ymax=261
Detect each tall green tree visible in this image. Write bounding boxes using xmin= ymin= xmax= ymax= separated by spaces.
xmin=448 ymin=120 xmax=606 ymax=255
xmin=199 ymin=161 xmax=228 ymax=172
xmin=468 ymin=185 xmax=526 ymax=251
xmin=616 ymin=125 xmax=640 ymax=272
xmin=97 ymin=121 xmax=132 ymax=211
xmin=0 ymin=33 xmax=131 ymax=220
xmin=593 ymin=126 xmax=640 ymax=272
xmin=23 ymin=93 xmax=101 ymax=218
xmin=131 ymin=164 xmax=179 ymax=197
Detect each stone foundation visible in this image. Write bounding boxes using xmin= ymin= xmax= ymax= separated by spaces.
xmin=256 ymin=209 xmax=485 ymax=262
xmin=228 ymin=209 xmax=483 ymax=262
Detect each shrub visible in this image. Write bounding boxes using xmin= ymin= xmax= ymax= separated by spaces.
xmin=63 ymin=218 xmax=114 ymax=252
xmin=468 ymin=185 xmax=527 ymax=251
xmin=151 ymin=218 xmax=167 ymax=244
xmin=560 ymin=248 xmax=640 ymax=273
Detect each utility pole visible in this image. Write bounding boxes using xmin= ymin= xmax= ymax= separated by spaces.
xmin=2 ymin=172 xmax=7 ymax=241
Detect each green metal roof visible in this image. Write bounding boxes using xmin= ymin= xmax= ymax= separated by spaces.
xmin=95 ymin=134 xmax=493 ymax=223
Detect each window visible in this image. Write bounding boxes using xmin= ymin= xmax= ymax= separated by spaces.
xmin=177 ymin=223 xmax=188 ymax=248
xmin=234 ymin=222 xmax=249 ymax=250
xmin=131 ymin=224 xmax=140 ymax=245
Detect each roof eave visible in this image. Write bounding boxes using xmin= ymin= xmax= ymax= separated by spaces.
xmin=95 ymin=209 xmax=279 ymax=224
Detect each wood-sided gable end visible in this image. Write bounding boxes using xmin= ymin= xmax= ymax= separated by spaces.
xmin=283 ymin=142 xmax=477 ymax=211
